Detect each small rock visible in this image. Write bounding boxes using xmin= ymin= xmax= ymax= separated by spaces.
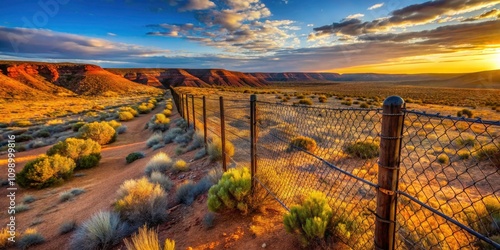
xmin=262 ymin=243 xmax=267 ymax=248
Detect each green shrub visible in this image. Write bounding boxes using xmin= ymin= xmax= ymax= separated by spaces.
xmin=208 ymin=167 xmax=252 ymax=214
xmin=360 ymin=103 xmax=369 ymax=108
xmin=289 ymin=136 xmax=317 ymax=152
xmin=457 ymin=135 xmax=476 ymax=147
xmin=16 ymin=134 xmax=34 ymax=142
xmin=69 ymin=211 xmax=131 ymax=250
xmin=17 ymin=154 xmax=76 ymax=188
xmin=149 ymin=114 xmax=170 ymax=132
xmin=138 ymin=103 xmax=152 ymax=114
xmin=144 ymin=152 xmax=173 ymax=176
xmin=119 ymin=111 xmax=135 ymax=121
xmin=149 ymin=172 xmax=173 ymax=192
xmin=474 ymin=145 xmax=500 ymax=167
xmin=298 ymin=98 xmax=313 ymax=105
xmin=72 ymin=122 xmax=86 ymax=132
xmin=437 ymin=154 xmax=450 ymax=164
xmin=17 ymin=228 xmax=45 ymax=249
xmin=79 ymin=121 xmax=116 ymax=145
xmin=186 ymin=131 xmax=204 ymax=152
xmin=207 ymin=138 xmax=235 ymax=162
xmin=59 ymin=220 xmax=77 ymax=235
xmin=458 ymin=109 xmax=473 ymax=118
xmin=283 ymin=191 xmax=333 ymax=246
xmin=47 ymin=138 xmax=101 ymax=170
xmin=34 ymin=129 xmax=51 ymax=138
xmin=126 ymin=152 xmax=145 ymax=164
xmin=115 ymin=177 xmax=168 ymax=226
xmin=345 ymin=141 xmax=379 ymax=159
xmin=117 ymin=125 xmax=127 ymax=134
xmin=194 ymin=148 xmax=207 ymax=160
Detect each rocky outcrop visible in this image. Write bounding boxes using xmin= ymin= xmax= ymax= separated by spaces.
xmin=0 ymin=61 xmax=162 ymax=98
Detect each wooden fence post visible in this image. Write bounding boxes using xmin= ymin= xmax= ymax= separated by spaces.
xmin=203 ymin=96 xmax=207 ymax=146
xmin=186 ymin=94 xmax=190 ymax=128
xmin=250 ymin=94 xmax=257 ymax=191
xmin=219 ymin=96 xmax=227 ymax=171
xmin=191 ymin=95 xmax=196 ymax=130
xmin=375 ymin=96 xmax=404 ymax=250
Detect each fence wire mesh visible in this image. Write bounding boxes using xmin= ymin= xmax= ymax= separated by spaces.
xmin=254 ymin=101 xmax=382 ymax=249
xmin=398 ymin=111 xmax=500 ymax=250
xmin=170 ymin=87 xmax=500 ymax=249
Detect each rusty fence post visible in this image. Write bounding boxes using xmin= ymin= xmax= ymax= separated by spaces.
xmin=192 ymin=95 xmax=196 ymax=130
xmin=179 ymin=93 xmax=184 ymax=119
xmin=375 ymin=96 xmax=405 ymax=250
xmin=186 ymin=94 xmax=190 ymax=128
xmin=219 ymin=96 xmax=227 ymax=172
xmin=250 ymin=94 xmax=257 ymax=191
xmin=203 ymin=96 xmax=207 ymax=146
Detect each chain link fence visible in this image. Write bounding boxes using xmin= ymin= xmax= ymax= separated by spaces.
xmin=170 ymin=87 xmax=500 ymax=249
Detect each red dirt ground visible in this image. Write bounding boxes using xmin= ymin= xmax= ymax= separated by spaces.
xmin=0 ymin=102 xmax=328 ymax=250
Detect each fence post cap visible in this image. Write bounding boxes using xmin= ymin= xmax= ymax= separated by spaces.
xmin=250 ymin=94 xmax=257 ymax=101
xmin=383 ymin=96 xmax=404 ymax=107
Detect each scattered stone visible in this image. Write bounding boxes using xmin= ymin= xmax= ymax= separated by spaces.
xmin=262 ymin=243 xmax=267 ymax=248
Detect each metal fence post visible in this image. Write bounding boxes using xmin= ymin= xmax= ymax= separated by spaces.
xmin=192 ymin=95 xmax=196 ymax=130
xmin=186 ymin=94 xmax=190 ymax=127
xmin=250 ymin=94 xmax=257 ymax=191
xmin=219 ymin=96 xmax=227 ymax=171
xmin=375 ymin=96 xmax=404 ymax=250
xmin=203 ymin=96 xmax=207 ymax=146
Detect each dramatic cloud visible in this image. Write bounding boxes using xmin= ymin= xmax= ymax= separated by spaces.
xmin=310 ymin=0 xmax=500 ymax=38
xmin=180 ymin=0 xmax=215 ymax=11
xmin=368 ymin=3 xmax=384 ymax=10
xmin=359 ymin=20 xmax=500 ymax=47
xmin=345 ymin=13 xmax=364 ymax=20
xmin=462 ymin=8 xmax=500 ymax=21
xmin=0 ymin=27 xmax=166 ymax=59
xmin=146 ymin=0 xmax=298 ymax=53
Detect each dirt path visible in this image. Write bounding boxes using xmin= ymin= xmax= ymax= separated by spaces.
xmin=0 ymin=103 xmax=175 ymax=249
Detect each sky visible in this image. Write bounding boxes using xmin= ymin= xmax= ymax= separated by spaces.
xmin=0 ymin=0 xmax=499 ymax=73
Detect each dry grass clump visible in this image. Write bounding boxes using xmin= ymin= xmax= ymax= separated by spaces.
xmin=124 ymin=225 xmax=175 ymax=250
xmin=173 ymin=159 xmax=189 ymax=172
xmin=288 ymin=136 xmax=317 ymax=152
xmin=207 ymin=138 xmax=235 ymax=163
xmin=17 ymin=228 xmax=45 ymax=249
xmin=114 ymin=177 xmax=168 ymax=226
xmin=345 ymin=141 xmax=379 ymax=159
xmin=145 ymin=152 xmax=173 ymax=176
xmin=119 ymin=111 xmax=135 ymax=121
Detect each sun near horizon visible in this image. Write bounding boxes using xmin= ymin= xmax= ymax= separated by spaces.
xmin=331 ymin=49 xmax=500 ymax=74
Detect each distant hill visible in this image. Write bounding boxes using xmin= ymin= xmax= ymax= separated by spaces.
xmin=107 ymin=68 xmax=268 ymax=88
xmin=0 ymin=61 xmax=162 ymax=99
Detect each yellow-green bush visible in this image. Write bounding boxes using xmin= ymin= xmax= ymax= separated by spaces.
xmin=207 ymin=138 xmax=235 ymax=162
xmin=0 ymin=228 xmax=14 ymax=248
xmin=345 ymin=141 xmax=379 ymax=159
xmin=124 ymin=225 xmax=175 ymax=250
xmin=47 ymin=138 xmax=101 ymax=169
xmin=138 ymin=103 xmax=152 ymax=114
xmin=106 ymin=120 xmax=122 ymax=130
xmin=120 ymin=106 xmax=138 ymax=117
xmin=115 ymin=177 xmax=167 ymax=225
xmin=17 ymin=154 xmax=76 ymax=188
xmin=163 ymin=109 xmax=172 ymax=117
xmin=289 ymin=136 xmax=317 ymax=152
xmin=208 ymin=167 xmax=252 ymax=214
xmin=283 ymin=191 xmax=333 ymax=246
xmin=119 ymin=111 xmax=135 ymax=121
xmin=79 ymin=121 xmax=117 ymax=145
xmin=173 ymin=159 xmax=189 ymax=172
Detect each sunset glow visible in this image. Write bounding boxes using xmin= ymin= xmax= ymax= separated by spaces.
xmin=0 ymin=1 xmax=499 ymax=73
